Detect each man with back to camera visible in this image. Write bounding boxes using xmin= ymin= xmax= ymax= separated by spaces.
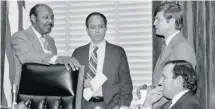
xmin=72 ymin=12 xmax=133 ymax=109
xmin=136 ymin=2 xmax=196 ymax=108
xmin=12 ymin=4 xmax=80 ymax=86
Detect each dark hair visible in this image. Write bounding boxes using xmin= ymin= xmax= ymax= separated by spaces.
xmin=154 ymin=2 xmax=183 ymax=30
xmin=29 ymin=4 xmax=51 ymax=17
xmin=85 ymin=12 xmax=107 ymax=28
xmin=165 ymin=60 xmax=197 ymax=93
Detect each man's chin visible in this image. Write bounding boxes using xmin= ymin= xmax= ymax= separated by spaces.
xmin=155 ymin=32 xmax=162 ymax=36
xmin=44 ymin=30 xmax=52 ymax=34
xmin=163 ymin=93 xmax=172 ymax=100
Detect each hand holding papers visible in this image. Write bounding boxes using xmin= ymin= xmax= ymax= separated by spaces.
xmin=83 ymin=73 xmax=107 ymax=100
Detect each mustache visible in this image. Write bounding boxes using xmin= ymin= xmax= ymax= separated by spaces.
xmin=46 ymin=23 xmax=54 ymax=27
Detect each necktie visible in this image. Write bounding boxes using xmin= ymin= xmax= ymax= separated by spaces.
xmin=86 ymin=46 xmax=98 ymax=80
xmin=40 ymin=35 xmax=50 ymax=51
xmin=161 ymin=41 xmax=166 ymax=52
xmin=159 ymin=41 xmax=166 ymax=58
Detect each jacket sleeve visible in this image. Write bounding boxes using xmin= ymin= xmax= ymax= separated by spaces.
xmin=118 ymin=48 xmax=133 ymax=106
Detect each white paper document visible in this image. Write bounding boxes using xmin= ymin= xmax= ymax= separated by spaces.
xmin=83 ymin=73 xmax=107 ymax=101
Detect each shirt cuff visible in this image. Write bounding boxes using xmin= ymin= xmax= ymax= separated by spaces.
xmin=49 ymin=55 xmax=58 ymax=64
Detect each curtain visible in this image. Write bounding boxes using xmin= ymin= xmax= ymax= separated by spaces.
xmin=0 ymin=1 xmax=25 ymax=107
xmin=153 ymin=1 xmax=215 ymax=109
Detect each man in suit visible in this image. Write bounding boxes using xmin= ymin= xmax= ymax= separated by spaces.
xmin=72 ymin=12 xmax=133 ymax=109
xmin=142 ymin=60 xmax=202 ymax=109
xmin=12 ymin=4 xmax=80 ymax=85
xmin=137 ymin=2 xmax=196 ymax=101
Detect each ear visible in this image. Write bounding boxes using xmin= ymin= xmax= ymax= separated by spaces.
xmin=176 ymin=75 xmax=184 ymax=88
xmin=30 ymin=14 xmax=36 ymax=23
xmin=168 ymin=18 xmax=176 ymax=26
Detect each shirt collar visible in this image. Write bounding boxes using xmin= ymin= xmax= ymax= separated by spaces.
xmin=171 ymin=90 xmax=189 ymax=107
xmin=165 ymin=30 xmax=180 ymax=46
xmin=31 ymin=26 xmax=44 ymax=38
xmin=90 ymin=40 xmax=106 ymax=50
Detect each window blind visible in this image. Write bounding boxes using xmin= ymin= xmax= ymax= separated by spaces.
xmin=25 ymin=1 xmax=152 ymax=107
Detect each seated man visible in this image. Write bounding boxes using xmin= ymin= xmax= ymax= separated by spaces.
xmin=142 ymin=60 xmax=201 ymax=109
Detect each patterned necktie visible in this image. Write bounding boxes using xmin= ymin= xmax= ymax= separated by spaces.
xmin=86 ymin=46 xmax=98 ymax=80
xmin=159 ymin=41 xmax=166 ymax=59
xmin=161 ymin=41 xmax=166 ymax=51
xmin=40 ymin=35 xmax=50 ymax=51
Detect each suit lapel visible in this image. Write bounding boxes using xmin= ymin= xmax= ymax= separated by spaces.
xmin=82 ymin=44 xmax=90 ymax=68
xmin=25 ymin=27 xmax=44 ymax=53
xmin=102 ymin=41 xmax=110 ymax=78
xmin=170 ymin=91 xmax=193 ymax=109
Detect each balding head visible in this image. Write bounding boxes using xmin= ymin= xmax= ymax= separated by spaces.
xmin=29 ymin=4 xmax=53 ymax=18
xmin=29 ymin=4 xmax=54 ymax=34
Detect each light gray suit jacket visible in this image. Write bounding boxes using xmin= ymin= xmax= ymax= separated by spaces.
xmin=152 ymin=32 xmax=196 ymax=86
xmin=72 ymin=41 xmax=133 ymax=109
xmin=11 ymin=26 xmax=57 ymax=85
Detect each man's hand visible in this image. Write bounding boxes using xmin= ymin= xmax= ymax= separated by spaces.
xmin=142 ymin=86 xmax=163 ymax=108
xmin=15 ymin=102 xmax=27 ymax=109
xmin=56 ymin=56 xmax=80 ymax=71
xmin=15 ymin=100 xmax=31 ymax=109
xmin=84 ymin=79 xmax=93 ymax=91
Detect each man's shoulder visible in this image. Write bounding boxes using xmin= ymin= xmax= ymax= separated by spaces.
xmin=179 ymin=92 xmax=201 ymax=106
xmin=74 ymin=43 xmax=90 ymax=52
xmin=12 ymin=27 xmax=31 ymax=39
xmin=186 ymin=93 xmax=201 ymax=103
xmin=171 ymin=92 xmax=201 ymax=109
xmin=106 ymin=41 xmax=124 ymax=51
xmin=170 ymin=34 xmax=193 ymax=51
xmin=171 ymin=33 xmax=188 ymax=45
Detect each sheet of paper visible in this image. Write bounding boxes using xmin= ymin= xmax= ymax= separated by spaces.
xmin=83 ymin=73 xmax=107 ymax=101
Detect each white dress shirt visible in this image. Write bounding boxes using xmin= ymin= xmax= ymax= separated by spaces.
xmin=89 ymin=40 xmax=106 ymax=96
xmin=165 ymin=30 xmax=180 ymax=46
xmin=31 ymin=26 xmax=57 ymax=64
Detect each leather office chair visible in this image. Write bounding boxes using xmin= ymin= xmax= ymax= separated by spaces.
xmin=16 ymin=63 xmax=85 ymax=109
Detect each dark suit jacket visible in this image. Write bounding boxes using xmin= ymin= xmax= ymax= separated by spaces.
xmin=153 ymin=32 xmax=196 ymax=86
xmin=12 ymin=26 xmax=57 ymax=85
xmin=72 ymin=41 xmax=133 ymax=109
xmin=160 ymin=91 xmax=202 ymax=109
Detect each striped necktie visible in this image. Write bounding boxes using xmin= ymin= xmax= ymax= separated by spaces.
xmin=86 ymin=46 xmax=98 ymax=80
xmin=159 ymin=41 xmax=166 ymax=58
xmin=162 ymin=41 xmax=166 ymax=51
xmin=40 ymin=35 xmax=50 ymax=51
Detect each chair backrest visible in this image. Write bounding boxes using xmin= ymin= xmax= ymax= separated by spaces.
xmin=17 ymin=63 xmax=85 ymax=109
